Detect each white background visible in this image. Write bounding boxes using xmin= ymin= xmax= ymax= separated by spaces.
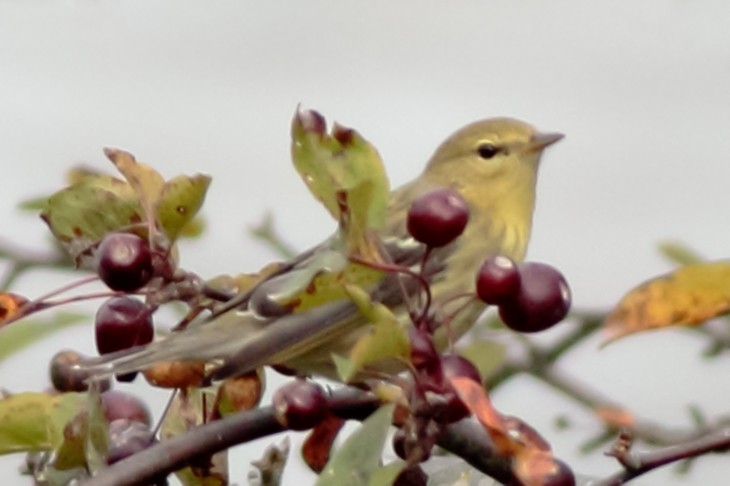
xmin=1 ymin=1 xmax=730 ymax=484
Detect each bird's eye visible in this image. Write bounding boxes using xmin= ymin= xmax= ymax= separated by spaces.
xmin=477 ymin=143 xmax=499 ymax=160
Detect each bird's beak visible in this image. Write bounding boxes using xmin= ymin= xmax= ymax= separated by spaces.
xmin=526 ymin=131 xmax=564 ymax=153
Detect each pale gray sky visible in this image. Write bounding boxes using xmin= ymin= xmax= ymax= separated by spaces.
xmin=1 ymin=1 xmax=730 ymax=484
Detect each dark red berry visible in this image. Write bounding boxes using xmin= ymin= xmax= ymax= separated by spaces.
xmin=392 ymin=428 xmax=408 ymax=460
xmin=272 ymin=379 xmax=328 ymax=431
xmin=95 ymin=296 xmax=154 ymax=355
xmin=431 ymin=355 xmax=483 ymax=424
xmin=106 ymin=419 xmax=156 ymax=464
xmin=499 ymin=262 xmax=571 ymax=333
xmin=49 ymin=349 xmax=111 ymax=393
xmin=101 ymin=390 xmax=152 ymax=426
xmin=476 ymin=255 xmax=521 ymax=305
xmin=97 ymin=232 xmax=153 ymax=292
xmin=393 ymin=465 xmax=428 ymax=486
xmin=115 ymin=372 xmax=139 ymax=383
xmin=542 ymin=459 xmax=576 ymax=486
xmin=392 ymin=428 xmax=432 ymax=462
xmin=407 ymin=188 xmax=469 ymax=248
xmin=440 ymin=354 xmax=481 ymax=384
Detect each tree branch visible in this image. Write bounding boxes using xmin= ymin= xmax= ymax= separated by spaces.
xmin=82 ymin=386 xmax=521 ymax=486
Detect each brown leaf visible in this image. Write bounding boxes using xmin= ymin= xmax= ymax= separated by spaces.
xmin=302 ymin=414 xmax=345 ymax=473
xmin=142 ymin=361 xmax=206 ymax=388
xmin=604 ymin=260 xmax=730 ymax=342
xmin=215 ymin=370 xmax=264 ymax=415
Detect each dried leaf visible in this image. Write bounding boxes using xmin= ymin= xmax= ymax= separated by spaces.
xmin=105 ymin=148 xmax=165 ymax=226
xmin=315 ymin=404 xmax=395 ymax=486
xmin=216 ymin=369 xmax=264 ymax=415
xmin=0 ymin=292 xmax=28 ymax=326
xmin=143 ymin=361 xmax=206 ymax=389
xmin=604 ymin=260 xmax=730 ymax=342
xmin=448 ymin=377 xmax=511 ymax=454
xmin=250 ymin=437 xmax=290 ymax=486
xmin=302 ymin=415 xmax=345 ymax=473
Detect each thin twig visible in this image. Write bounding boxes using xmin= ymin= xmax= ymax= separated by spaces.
xmin=593 ymin=425 xmax=730 ymax=485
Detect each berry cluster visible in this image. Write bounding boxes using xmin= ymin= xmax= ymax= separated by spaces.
xmin=42 ymin=187 xmax=574 ymax=483
xmin=393 ymin=187 xmax=573 ymax=482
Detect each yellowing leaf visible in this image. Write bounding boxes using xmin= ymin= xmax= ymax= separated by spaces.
xmin=105 ymin=148 xmax=165 ymax=227
xmin=41 ymin=174 xmax=143 ymax=261
xmin=604 ymin=260 xmax=730 ymax=342
xmin=335 ymin=284 xmax=410 ymax=382
xmin=0 ymin=392 xmax=84 ymax=454
xmin=41 ymin=150 xmax=210 ymax=264
xmin=291 ymin=108 xmax=389 ymax=260
xmin=156 ymin=173 xmax=211 ymax=240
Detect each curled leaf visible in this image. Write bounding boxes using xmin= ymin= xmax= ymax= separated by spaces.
xmin=291 ymin=108 xmax=389 ymax=260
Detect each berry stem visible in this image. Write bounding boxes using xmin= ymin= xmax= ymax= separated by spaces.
xmin=349 ymin=255 xmax=433 ymax=329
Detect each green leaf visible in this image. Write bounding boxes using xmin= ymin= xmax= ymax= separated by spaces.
xmin=0 ymin=392 xmax=84 ymax=455
xmin=316 ymin=403 xmax=395 ymax=486
xmin=367 ymin=462 xmax=404 ymax=486
xmin=0 ymin=311 xmax=87 ymax=362
xmin=336 ymin=284 xmax=409 ymax=382
xmin=84 ymin=389 xmax=108 ymax=473
xmin=291 ymin=109 xmax=389 ymax=259
xmin=160 ymin=387 xmax=228 ymax=485
xmin=156 ymin=174 xmax=211 ymax=240
xmin=41 ymin=173 xmax=143 ymax=261
xmin=458 ymin=340 xmax=507 ymax=381
xmin=658 ymin=241 xmax=704 ymax=266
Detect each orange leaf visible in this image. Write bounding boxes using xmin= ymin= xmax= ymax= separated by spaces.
xmin=604 ymin=260 xmax=730 ymax=342
xmin=449 ymin=377 xmax=511 ymax=453
xmin=512 ymin=448 xmax=561 ymax=486
xmin=595 ymin=406 xmax=635 ymax=428
xmin=450 ymin=378 xmax=559 ymax=485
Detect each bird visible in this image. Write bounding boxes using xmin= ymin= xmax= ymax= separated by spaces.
xmin=80 ymin=116 xmax=563 ymax=382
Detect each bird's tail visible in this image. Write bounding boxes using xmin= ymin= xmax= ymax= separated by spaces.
xmin=77 ymin=298 xmax=363 ymax=380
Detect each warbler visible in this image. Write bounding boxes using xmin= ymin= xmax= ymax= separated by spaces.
xmin=83 ymin=117 xmax=563 ymax=380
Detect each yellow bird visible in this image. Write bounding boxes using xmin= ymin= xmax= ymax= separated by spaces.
xmin=83 ymin=117 xmax=563 ymax=380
